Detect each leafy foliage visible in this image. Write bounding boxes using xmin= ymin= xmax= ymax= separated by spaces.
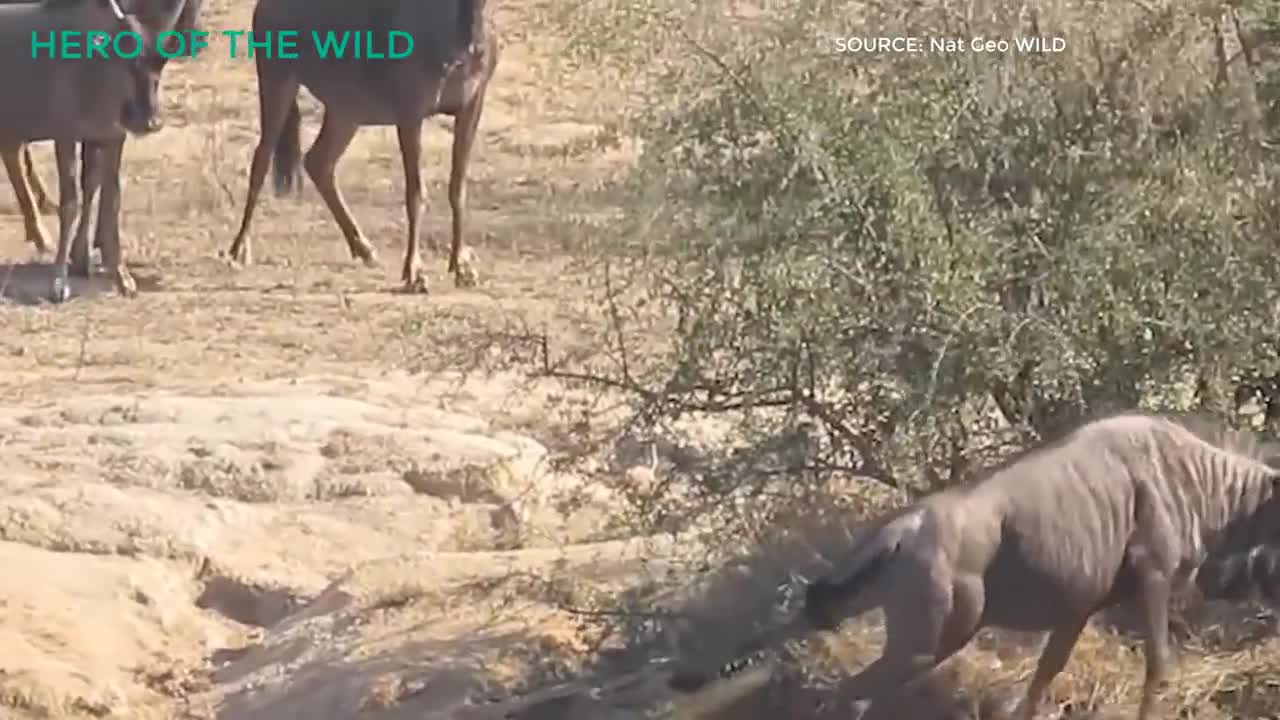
xmin=561 ymin=0 xmax=1280 ymax=536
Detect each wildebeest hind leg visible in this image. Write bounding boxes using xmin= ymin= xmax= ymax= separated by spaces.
xmin=396 ymin=119 xmax=427 ymax=293
xmin=447 ymin=92 xmax=486 ymax=286
xmin=22 ymin=145 xmax=56 ymax=215
xmin=49 ymin=142 xmax=81 ymax=303
xmin=303 ymin=113 xmax=378 ymax=265
xmin=1014 ymin=616 xmax=1088 ymax=720
xmin=3 ymin=147 xmax=50 ymax=253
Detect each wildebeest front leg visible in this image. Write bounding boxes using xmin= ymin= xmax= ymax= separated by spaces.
xmin=22 ymin=144 xmax=57 ymax=215
xmin=303 ymin=112 xmax=378 ymax=265
xmin=1014 ymin=617 xmax=1088 ymax=720
xmin=2 ymin=146 xmax=50 ymax=253
xmin=447 ymin=92 xmax=486 ymax=287
xmin=70 ymin=141 xmax=102 ymax=277
xmin=49 ymin=142 xmax=81 ymax=303
xmin=227 ymin=74 xmax=300 ymax=265
xmin=839 ymin=569 xmax=983 ymax=716
xmin=396 ymin=119 xmax=427 ymax=293
xmin=94 ymin=138 xmax=136 ymax=297
xmin=1133 ymin=554 xmax=1172 ymax=720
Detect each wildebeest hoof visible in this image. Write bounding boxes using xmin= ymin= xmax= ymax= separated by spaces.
xmin=453 ymin=246 xmax=480 ymax=287
xmin=222 ymin=241 xmax=251 ymax=266
xmin=49 ymin=275 xmax=70 ymax=304
xmin=352 ymin=244 xmax=379 ymax=267
xmin=402 ymin=273 xmax=429 ymax=294
xmin=454 ymin=267 xmax=479 ymax=288
xmin=114 ymin=269 xmax=138 ymax=298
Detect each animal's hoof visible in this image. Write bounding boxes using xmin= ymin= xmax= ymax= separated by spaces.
xmin=454 ymin=267 xmax=479 ymax=288
xmin=49 ymin=276 xmax=70 ymax=304
xmin=354 ymin=246 xmax=379 ymax=267
xmin=402 ymin=272 xmax=429 ymax=294
xmin=222 ymin=241 xmax=251 ymax=266
xmin=114 ymin=270 xmax=138 ymax=298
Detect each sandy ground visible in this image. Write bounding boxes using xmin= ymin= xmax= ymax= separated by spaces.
xmin=0 ymin=0 xmax=688 ymax=717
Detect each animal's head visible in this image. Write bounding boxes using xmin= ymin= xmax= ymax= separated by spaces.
xmin=97 ymin=0 xmax=192 ymax=135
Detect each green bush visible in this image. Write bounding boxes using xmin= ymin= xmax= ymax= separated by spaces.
xmin=565 ymin=0 xmax=1280 ymax=531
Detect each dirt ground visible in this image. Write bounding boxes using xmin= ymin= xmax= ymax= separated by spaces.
xmin=3 ymin=1 xmax=1280 ymax=719
xmin=0 ymin=0 xmax=687 ymax=717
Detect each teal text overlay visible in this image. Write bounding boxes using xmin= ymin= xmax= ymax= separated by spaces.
xmin=31 ymin=30 xmax=416 ymax=59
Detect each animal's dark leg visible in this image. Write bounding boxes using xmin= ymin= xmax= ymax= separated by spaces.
xmin=49 ymin=142 xmax=81 ymax=303
xmin=71 ymin=141 xmax=103 ymax=277
xmin=2 ymin=146 xmax=49 ymax=253
xmin=227 ymin=73 xmax=299 ymax=265
xmin=303 ymin=112 xmax=378 ymax=265
xmin=447 ymin=91 xmax=486 ymax=287
xmin=22 ymin=144 xmax=57 ymax=215
xmin=93 ymin=138 xmax=135 ymax=298
xmin=1014 ymin=617 xmax=1088 ymax=720
xmin=396 ymin=119 xmax=427 ymax=293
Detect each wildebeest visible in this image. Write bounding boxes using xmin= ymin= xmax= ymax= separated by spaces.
xmin=669 ymin=413 xmax=1280 ymax=720
xmin=225 ymin=0 xmax=498 ymax=293
xmin=1 ymin=0 xmax=200 ymax=300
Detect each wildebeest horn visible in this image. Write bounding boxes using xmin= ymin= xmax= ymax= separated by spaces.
xmin=105 ymin=0 xmax=126 ymax=21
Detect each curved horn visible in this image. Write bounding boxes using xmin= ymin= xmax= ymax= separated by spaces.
xmin=105 ymin=0 xmax=126 ymax=21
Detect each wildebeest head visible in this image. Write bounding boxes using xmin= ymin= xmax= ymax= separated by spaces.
xmin=95 ymin=0 xmax=191 ymax=135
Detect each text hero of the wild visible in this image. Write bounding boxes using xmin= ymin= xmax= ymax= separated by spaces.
xmin=32 ymin=29 xmax=417 ymax=59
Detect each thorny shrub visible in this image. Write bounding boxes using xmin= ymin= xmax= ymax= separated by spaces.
xmin=552 ymin=0 xmax=1280 ymax=536
xmin=507 ymin=1 xmax=1280 ymax=717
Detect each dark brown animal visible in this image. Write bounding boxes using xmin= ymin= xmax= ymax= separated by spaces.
xmin=225 ymin=0 xmax=498 ymax=293
xmin=671 ymin=413 xmax=1280 ymax=720
xmin=0 ymin=0 xmax=194 ymax=299
xmin=2 ymin=0 xmax=201 ymax=300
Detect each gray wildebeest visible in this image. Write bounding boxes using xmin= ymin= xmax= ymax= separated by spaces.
xmin=224 ymin=0 xmax=498 ymax=293
xmin=668 ymin=413 xmax=1280 ymax=720
xmin=0 ymin=0 xmax=193 ymax=300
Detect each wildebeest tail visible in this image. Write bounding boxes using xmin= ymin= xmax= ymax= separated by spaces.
xmin=272 ymin=98 xmax=302 ymax=196
xmin=1198 ymin=545 xmax=1280 ymax=603
xmin=803 ymin=510 xmax=918 ymax=631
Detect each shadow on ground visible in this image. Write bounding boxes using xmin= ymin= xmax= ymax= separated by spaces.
xmin=0 ymin=261 xmax=163 ymax=305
